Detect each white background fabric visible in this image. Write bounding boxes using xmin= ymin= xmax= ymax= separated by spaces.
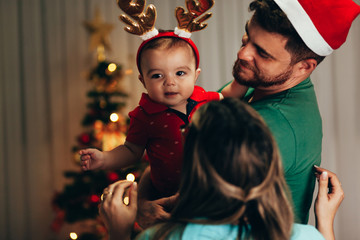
xmin=0 ymin=0 xmax=359 ymax=239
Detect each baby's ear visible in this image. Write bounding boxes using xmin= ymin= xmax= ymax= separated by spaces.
xmin=194 ymin=68 xmax=201 ymax=83
xmin=138 ymin=74 xmax=146 ymax=88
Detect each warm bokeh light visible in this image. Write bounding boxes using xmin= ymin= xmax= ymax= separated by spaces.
xmin=110 ymin=113 xmax=119 ymax=122
xmin=123 ymin=196 xmax=129 ymax=205
xmin=126 ymin=173 xmax=135 ymax=182
xmin=69 ymin=232 xmax=78 ymax=240
xmin=107 ymin=63 xmax=117 ymax=72
xmin=125 ymin=69 xmax=133 ymax=75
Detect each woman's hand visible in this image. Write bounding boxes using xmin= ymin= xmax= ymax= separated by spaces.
xmin=314 ymin=165 xmax=344 ymax=240
xmin=99 ymin=180 xmax=138 ymax=240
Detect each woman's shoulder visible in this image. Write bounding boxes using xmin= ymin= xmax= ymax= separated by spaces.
xmin=137 ymin=223 xmax=324 ymax=240
xmin=136 ymin=223 xmax=238 ymax=240
xmin=182 ymin=223 xmax=238 ymax=239
xmin=291 ymin=223 xmax=325 ymax=240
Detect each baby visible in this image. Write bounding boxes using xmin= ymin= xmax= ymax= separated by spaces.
xmin=80 ymin=29 xmax=222 ymax=197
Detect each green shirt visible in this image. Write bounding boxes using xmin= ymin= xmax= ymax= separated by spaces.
xmin=244 ymin=77 xmax=322 ymax=223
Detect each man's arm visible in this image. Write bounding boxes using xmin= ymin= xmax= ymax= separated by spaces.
xmin=221 ymin=80 xmax=249 ymax=98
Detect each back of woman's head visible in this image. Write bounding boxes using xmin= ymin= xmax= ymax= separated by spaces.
xmin=171 ymin=98 xmax=294 ymax=240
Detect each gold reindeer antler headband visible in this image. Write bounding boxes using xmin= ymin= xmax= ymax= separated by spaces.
xmin=117 ymin=0 xmax=214 ymax=70
xmin=117 ymin=0 xmax=214 ymax=39
xmin=175 ymin=0 xmax=214 ymax=38
xmin=117 ymin=0 xmax=158 ymax=40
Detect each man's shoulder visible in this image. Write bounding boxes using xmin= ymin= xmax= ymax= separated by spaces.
xmin=250 ymin=78 xmax=320 ymax=124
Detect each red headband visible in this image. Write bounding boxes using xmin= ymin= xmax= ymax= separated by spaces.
xmin=136 ymin=31 xmax=200 ymax=73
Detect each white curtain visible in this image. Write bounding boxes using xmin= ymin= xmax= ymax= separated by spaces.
xmin=0 ymin=0 xmax=359 ymax=239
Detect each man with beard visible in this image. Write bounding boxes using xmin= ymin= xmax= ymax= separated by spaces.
xmin=221 ymin=0 xmax=359 ymax=224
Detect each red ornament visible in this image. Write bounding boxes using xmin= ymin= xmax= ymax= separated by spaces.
xmin=90 ymin=194 xmax=100 ymax=203
xmin=51 ymin=210 xmax=65 ymax=232
xmin=107 ymin=172 xmax=119 ymax=182
xmin=79 ymin=133 xmax=91 ymax=144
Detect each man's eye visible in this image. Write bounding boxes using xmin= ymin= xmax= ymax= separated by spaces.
xmin=176 ymin=71 xmax=185 ymax=76
xmin=256 ymin=48 xmax=270 ymax=59
xmin=258 ymin=51 xmax=270 ymax=59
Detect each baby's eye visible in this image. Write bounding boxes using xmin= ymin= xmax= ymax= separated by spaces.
xmin=151 ymin=73 xmax=162 ymax=79
xmin=176 ymin=71 xmax=186 ymax=76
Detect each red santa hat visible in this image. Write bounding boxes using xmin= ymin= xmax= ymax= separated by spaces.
xmin=273 ymin=0 xmax=360 ymax=56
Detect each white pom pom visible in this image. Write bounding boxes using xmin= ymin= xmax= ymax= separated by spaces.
xmin=174 ymin=27 xmax=192 ymax=38
xmin=140 ymin=28 xmax=159 ymax=41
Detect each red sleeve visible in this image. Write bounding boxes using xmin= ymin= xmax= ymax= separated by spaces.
xmin=126 ymin=107 xmax=149 ymax=146
xmin=206 ymin=91 xmax=221 ymax=101
xmin=192 ymin=85 xmax=221 ymax=102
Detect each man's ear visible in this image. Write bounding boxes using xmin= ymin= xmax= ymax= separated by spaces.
xmin=138 ymin=74 xmax=146 ymax=88
xmin=194 ymin=68 xmax=201 ymax=83
xmin=294 ymin=58 xmax=317 ymax=78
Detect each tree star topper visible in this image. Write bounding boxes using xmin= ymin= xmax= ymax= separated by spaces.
xmin=84 ymin=8 xmax=114 ymax=51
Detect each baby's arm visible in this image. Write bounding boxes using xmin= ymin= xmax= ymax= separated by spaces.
xmin=221 ymin=80 xmax=249 ymax=98
xmin=80 ymin=141 xmax=145 ymax=171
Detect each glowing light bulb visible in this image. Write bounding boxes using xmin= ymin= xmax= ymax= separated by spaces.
xmin=126 ymin=173 xmax=135 ymax=182
xmin=107 ymin=63 xmax=117 ymax=72
xmin=123 ymin=196 xmax=129 ymax=205
xmin=69 ymin=232 xmax=78 ymax=239
xmin=110 ymin=113 xmax=119 ymax=122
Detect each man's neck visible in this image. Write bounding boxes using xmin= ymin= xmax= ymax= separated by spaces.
xmin=251 ymin=76 xmax=308 ymax=102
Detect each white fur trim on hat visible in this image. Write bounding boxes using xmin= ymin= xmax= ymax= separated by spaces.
xmin=274 ymin=0 xmax=333 ymax=56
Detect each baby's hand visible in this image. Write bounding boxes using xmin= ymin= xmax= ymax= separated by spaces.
xmin=79 ymin=148 xmax=105 ymax=171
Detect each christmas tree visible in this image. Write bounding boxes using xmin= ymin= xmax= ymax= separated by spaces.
xmin=51 ymin=9 xmax=145 ymax=240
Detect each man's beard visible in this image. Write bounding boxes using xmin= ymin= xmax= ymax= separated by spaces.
xmin=232 ymin=59 xmax=293 ymax=88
